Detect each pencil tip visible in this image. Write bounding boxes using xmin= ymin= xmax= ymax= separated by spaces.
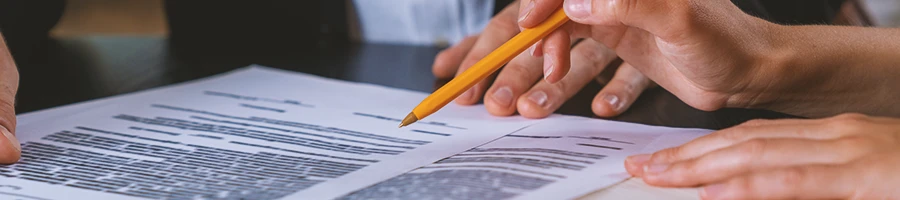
xmin=398 ymin=112 xmax=418 ymax=128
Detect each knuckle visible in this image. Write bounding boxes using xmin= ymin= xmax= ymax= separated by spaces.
xmin=487 ymin=17 xmax=518 ymax=33
xmin=614 ymin=79 xmax=637 ymax=94
xmin=717 ymin=128 xmax=748 ymax=143
xmin=832 ymin=137 xmax=874 ymax=161
xmin=835 ymin=136 xmax=869 ymax=150
xmin=737 ymin=139 xmax=769 ymax=160
xmin=573 ymin=44 xmax=602 ymax=63
xmin=740 ymin=119 xmax=771 ymax=127
xmin=575 ymin=40 xmax=615 ymax=65
xmin=549 ymin=77 xmax=571 ymax=93
xmin=434 ymin=50 xmax=452 ymax=64
xmin=651 ymin=147 xmax=682 ymax=163
xmin=775 ymin=167 xmax=807 ymax=188
xmin=504 ymin=62 xmax=538 ymax=77
xmin=829 ymin=113 xmax=870 ymax=133
xmin=605 ymin=79 xmax=638 ymax=99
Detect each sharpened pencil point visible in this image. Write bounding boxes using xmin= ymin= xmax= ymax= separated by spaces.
xmin=399 ymin=112 xmax=418 ymax=128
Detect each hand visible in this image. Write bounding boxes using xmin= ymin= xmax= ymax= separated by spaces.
xmin=432 ymin=1 xmax=656 ymax=118
xmin=525 ymin=0 xmax=900 ymax=117
xmin=624 ymin=113 xmax=900 ymax=199
xmin=0 ymin=35 xmax=21 ymax=164
xmin=512 ymin=0 xmax=785 ymax=113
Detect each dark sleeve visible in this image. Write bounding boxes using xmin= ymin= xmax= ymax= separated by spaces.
xmin=0 ymin=0 xmax=65 ymax=61
xmin=165 ymin=0 xmax=350 ymax=56
xmin=490 ymin=0 xmax=846 ymax=24
xmin=734 ymin=0 xmax=847 ymax=25
xmin=494 ymin=0 xmax=515 ymax=15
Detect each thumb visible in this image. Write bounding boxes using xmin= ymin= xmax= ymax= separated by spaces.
xmin=0 ymin=124 xmax=19 ymax=164
xmin=1 ymin=35 xmax=21 ymax=164
xmin=562 ymin=0 xmax=694 ymax=41
xmin=0 ymin=94 xmax=19 ymax=164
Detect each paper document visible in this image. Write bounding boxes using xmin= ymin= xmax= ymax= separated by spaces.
xmin=2 ymin=66 xmax=711 ymax=200
xmin=340 ymin=116 xmax=710 ymax=200
xmin=2 ymin=66 xmax=536 ymax=200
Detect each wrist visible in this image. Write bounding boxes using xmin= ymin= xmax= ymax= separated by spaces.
xmin=731 ymin=25 xmax=897 ymax=117
xmin=724 ymin=21 xmax=795 ymax=110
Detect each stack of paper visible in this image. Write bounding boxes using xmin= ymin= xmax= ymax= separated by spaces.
xmin=1 ymin=66 xmax=710 ymax=200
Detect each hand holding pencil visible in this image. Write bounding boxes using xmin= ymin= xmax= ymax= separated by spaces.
xmin=400 ymin=6 xmax=571 ymax=127
xmin=410 ymin=0 xmax=786 ymax=125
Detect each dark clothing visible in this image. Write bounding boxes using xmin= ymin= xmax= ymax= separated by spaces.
xmin=0 ymin=0 xmax=65 ymax=61
xmin=0 ymin=0 xmax=847 ymax=61
xmin=735 ymin=0 xmax=846 ymax=25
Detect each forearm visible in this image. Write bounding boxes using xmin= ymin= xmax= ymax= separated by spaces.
xmin=751 ymin=25 xmax=900 ymax=117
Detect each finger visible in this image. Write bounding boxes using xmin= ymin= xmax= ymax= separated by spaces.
xmin=647 ymin=119 xmax=854 ymax=165
xmin=0 ymin=126 xmax=19 ymax=164
xmin=0 ymin=37 xmax=20 ymax=164
xmin=483 ymin=50 xmax=545 ymax=116
xmin=701 ymin=165 xmax=859 ymax=200
xmin=454 ymin=3 xmax=521 ymax=105
xmin=432 ymin=35 xmax=480 ymax=79
xmin=592 ymin=62 xmax=652 ymax=117
xmin=518 ymin=0 xmax=564 ymax=28
xmin=516 ymin=39 xmax=615 ymax=118
xmin=563 ymin=0 xmax=697 ymax=41
xmin=625 ymin=154 xmax=651 ymax=177
xmin=528 ymin=40 xmax=544 ymax=57
xmin=641 ymin=138 xmax=871 ymax=187
xmin=541 ymin=29 xmax=571 ymax=83
xmin=736 ymin=118 xmax=820 ymax=127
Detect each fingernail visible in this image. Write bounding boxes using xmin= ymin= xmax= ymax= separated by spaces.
xmin=527 ymin=91 xmax=548 ymax=107
xmin=543 ymin=65 xmax=554 ymax=81
xmin=457 ymin=89 xmax=474 ymax=102
xmin=602 ymin=94 xmax=622 ymax=111
xmin=519 ymin=0 xmax=535 ymax=22
xmin=700 ymin=183 xmax=727 ymax=199
xmin=543 ymin=55 xmax=554 ymax=81
xmin=1 ymin=126 xmax=19 ymax=153
xmin=528 ymin=45 xmax=537 ymax=57
xmin=492 ymin=87 xmax=514 ymax=107
xmin=564 ymin=0 xmax=592 ymax=19
xmin=626 ymin=154 xmax=651 ymax=166
xmin=644 ymin=163 xmax=669 ymax=174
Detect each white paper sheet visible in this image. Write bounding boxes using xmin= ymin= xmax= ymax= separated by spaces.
xmin=338 ymin=116 xmax=711 ymax=200
xmin=1 ymin=66 xmax=539 ymax=200
xmin=5 ymin=65 xmax=713 ymax=200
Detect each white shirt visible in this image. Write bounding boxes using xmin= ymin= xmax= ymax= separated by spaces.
xmin=351 ymin=0 xmax=494 ymax=46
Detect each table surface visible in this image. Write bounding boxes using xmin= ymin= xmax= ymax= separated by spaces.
xmin=13 ymin=36 xmax=794 ymax=199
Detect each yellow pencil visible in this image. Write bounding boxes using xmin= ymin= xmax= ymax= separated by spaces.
xmin=399 ymin=7 xmax=570 ymax=128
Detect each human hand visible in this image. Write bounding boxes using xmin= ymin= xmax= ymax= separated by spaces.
xmin=513 ymin=0 xmax=787 ymax=113
xmin=0 ymin=35 xmax=21 ymax=164
xmin=432 ymin=1 xmax=656 ymax=118
xmin=625 ymin=114 xmax=900 ymax=199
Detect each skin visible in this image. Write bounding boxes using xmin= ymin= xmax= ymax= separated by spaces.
xmin=519 ymin=0 xmax=900 ymax=117
xmin=432 ymin=1 xmax=656 ymax=119
xmin=2 ymin=4 xmax=899 ymax=199
xmin=0 ymin=33 xmax=21 ymax=164
xmin=626 ymin=114 xmax=900 ymax=199
xmin=509 ymin=0 xmax=900 ymax=198
xmin=3 ymin=2 xmax=657 ymax=164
